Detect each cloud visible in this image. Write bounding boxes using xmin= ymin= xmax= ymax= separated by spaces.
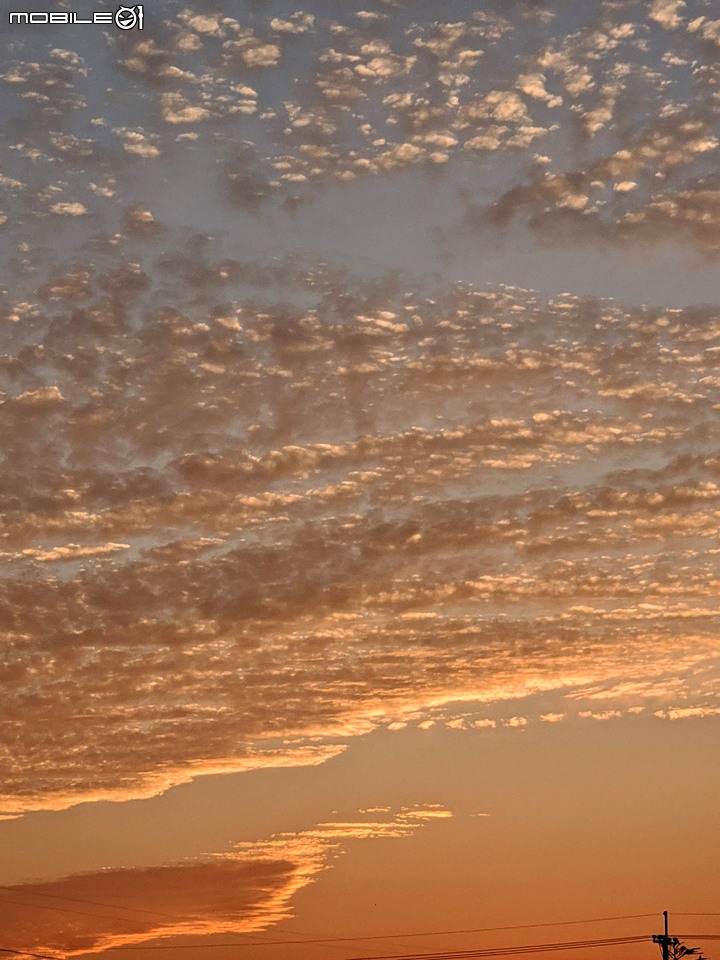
xmin=2 ymin=860 xmax=300 ymax=956
xmin=649 ymin=0 xmax=686 ymax=30
xmin=516 ymin=72 xmax=563 ymax=107
xmin=116 ymin=129 xmax=161 ymax=158
xmin=6 ymin=386 xmax=65 ymax=408
xmin=123 ymin=203 xmax=162 ymax=237
xmin=0 ymin=806 xmax=451 ymax=955
xmin=2 ymin=0 xmax=720 ymax=822
xmin=269 ymin=13 xmax=315 ymax=35
xmin=160 ymin=93 xmax=211 ymax=124
xmin=12 ymin=543 xmax=130 ymax=563
xmin=49 ymin=202 xmax=88 ymax=216
xmin=687 ymin=16 xmax=720 ymax=46
xmin=654 ymin=705 xmax=720 ymax=719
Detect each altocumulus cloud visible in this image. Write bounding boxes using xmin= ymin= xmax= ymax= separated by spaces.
xmin=2 ymin=257 xmax=720 ymax=815
xmin=1 ymin=0 xmax=720 ymax=817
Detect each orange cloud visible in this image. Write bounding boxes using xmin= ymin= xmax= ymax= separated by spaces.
xmin=0 ymin=807 xmax=451 ymax=956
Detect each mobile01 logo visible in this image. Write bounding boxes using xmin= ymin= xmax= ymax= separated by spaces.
xmin=9 ymin=4 xmax=144 ymax=29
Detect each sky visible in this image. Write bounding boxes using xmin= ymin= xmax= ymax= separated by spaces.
xmin=1 ymin=1 xmax=720 ymax=959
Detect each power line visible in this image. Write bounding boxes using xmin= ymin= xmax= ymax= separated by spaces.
xmin=0 ymin=891 xmax=206 ymax=927
xmin=0 ymin=908 xmax=696 ymax=959
xmin=1 ymin=908 xmax=712 ymax=960
xmin=675 ymin=937 xmax=720 ymax=941
xmin=319 ymin=937 xmax=653 ymax=960
xmin=0 ymin=896 xmax=659 ymax=954
xmin=0 ymin=896 xmax=155 ymax=926
xmin=101 ymin=932 xmax=651 ymax=954
xmin=251 ymin=916 xmax=658 ymax=952
xmin=4 ymin=915 xmax=703 ymax=960
xmin=0 ymin=950 xmax=64 ymax=960
xmin=0 ymin=886 xmax=189 ymax=922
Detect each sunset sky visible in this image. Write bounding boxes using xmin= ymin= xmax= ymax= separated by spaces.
xmin=1 ymin=1 xmax=720 ymax=959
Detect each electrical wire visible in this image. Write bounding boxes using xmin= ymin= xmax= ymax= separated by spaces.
xmin=311 ymin=915 xmax=660 ymax=945
xmin=0 ymin=887 xmax=191 ymax=922
xmin=0 ymin=897 xmax=659 ymax=950
xmin=0 ymin=950 xmax=64 ymax=960
xmin=315 ymin=936 xmax=658 ymax=960
xmin=0 ymin=893 xmax=198 ymax=923
xmin=675 ymin=937 xmax=720 ymax=941
xmin=101 ymin=932 xmax=652 ymax=954
xmin=0 ymin=897 xmax=157 ymax=925
xmin=9 ymin=916 xmax=711 ymax=960
xmin=0 ymin=908 xmax=684 ymax=960
xmin=0 ymin=935 xmax=653 ymax=960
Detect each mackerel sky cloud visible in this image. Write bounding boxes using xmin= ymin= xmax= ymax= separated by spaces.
xmin=1 ymin=2 xmax=720 ymax=959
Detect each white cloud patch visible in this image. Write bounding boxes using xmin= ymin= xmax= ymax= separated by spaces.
xmin=649 ymin=0 xmax=686 ymax=30
xmin=49 ymin=201 xmax=87 ymax=216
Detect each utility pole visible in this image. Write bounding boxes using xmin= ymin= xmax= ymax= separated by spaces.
xmin=653 ymin=911 xmax=704 ymax=960
xmin=653 ymin=910 xmax=671 ymax=960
